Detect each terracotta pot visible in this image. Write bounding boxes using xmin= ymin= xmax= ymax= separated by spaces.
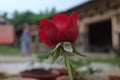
xmin=3 ymin=78 xmax=38 ymax=80
xmin=51 ymin=68 xmax=68 ymax=76
xmin=21 ymin=68 xmax=58 ymax=80
xmin=109 ymin=75 xmax=120 ymax=80
xmin=51 ymin=67 xmax=80 ymax=77
xmin=56 ymin=76 xmax=78 ymax=80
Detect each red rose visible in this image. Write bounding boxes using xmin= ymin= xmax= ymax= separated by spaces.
xmin=38 ymin=12 xmax=78 ymax=47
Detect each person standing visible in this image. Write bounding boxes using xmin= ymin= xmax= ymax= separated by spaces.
xmin=21 ymin=23 xmax=31 ymax=56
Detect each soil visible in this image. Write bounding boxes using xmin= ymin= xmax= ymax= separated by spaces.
xmin=21 ymin=68 xmax=57 ymax=80
xmin=23 ymin=68 xmax=52 ymax=75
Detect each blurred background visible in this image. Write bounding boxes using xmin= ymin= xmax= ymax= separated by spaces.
xmin=0 ymin=0 xmax=120 ymax=80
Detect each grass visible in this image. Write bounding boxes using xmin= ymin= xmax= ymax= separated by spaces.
xmin=70 ymin=57 xmax=120 ymax=67
xmin=87 ymin=57 xmax=120 ymax=65
xmin=0 ymin=45 xmax=21 ymax=55
xmin=0 ymin=45 xmax=120 ymax=66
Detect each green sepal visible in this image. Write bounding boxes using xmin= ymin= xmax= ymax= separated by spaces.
xmin=63 ymin=42 xmax=73 ymax=53
xmin=37 ymin=51 xmax=53 ymax=60
xmin=52 ymin=42 xmax=62 ymax=52
xmin=72 ymin=45 xmax=87 ymax=57
xmin=52 ymin=48 xmax=61 ymax=63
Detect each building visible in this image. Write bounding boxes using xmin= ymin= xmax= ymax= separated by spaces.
xmin=61 ymin=0 xmax=120 ymax=52
xmin=0 ymin=17 xmax=14 ymax=44
xmin=30 ymin=0 xmax=120 ymax=52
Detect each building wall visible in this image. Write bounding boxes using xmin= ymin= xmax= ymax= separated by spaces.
xmin=79 ymin=12 xmax=120 ymax=49
xmin=77 ymin=0 xmax=120 ymax=51
xmin=112 ymin=14 xmax=120 ymax=49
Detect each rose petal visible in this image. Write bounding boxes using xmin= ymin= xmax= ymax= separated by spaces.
xmin=39 ymin=19 xmax=59 ymax=46
xmin=39 ymin=30 xmax=53 ymax=46
xmin=64 ymin=12 xmax=78 ymax=43
xmin=51 ymin=14 xmax=69 ymax=31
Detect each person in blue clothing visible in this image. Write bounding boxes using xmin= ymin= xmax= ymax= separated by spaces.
xmin=21 ymin=23 xmax=31 ymax=55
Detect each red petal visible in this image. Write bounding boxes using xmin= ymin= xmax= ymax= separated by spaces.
xmin=39 ymin=19 xmax=59 ymax=47
xmin=70 ymin=12 xmax=78 ymax=27
xmin=39 ymin=30 xmax=53 ymax=46
xmin=51 ymin=14 xmax=69 ymax=31
xmin=64 ymin=12 xmax=78 ymax=43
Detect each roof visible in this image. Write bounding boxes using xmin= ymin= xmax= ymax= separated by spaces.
xmin=61 ymin=0 xmax=91 ymax=14
xmin=59 ymin=0 xmax=120 ymax=19
xmin=48 ymin=0 xmax=91 ymax=19
xmin=0 ymin=17 xmax=8 ymax=24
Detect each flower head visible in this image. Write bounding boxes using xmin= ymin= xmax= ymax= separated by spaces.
xmin=38 ymin=12 xmax=78 ymax=47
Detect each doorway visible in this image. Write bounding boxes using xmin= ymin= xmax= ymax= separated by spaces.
xmin=88 ymin=20 xmax=112 ymax=52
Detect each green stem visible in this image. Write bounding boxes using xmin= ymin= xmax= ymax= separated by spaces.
xmin=64 ymin=52 xmax=73 ymax=80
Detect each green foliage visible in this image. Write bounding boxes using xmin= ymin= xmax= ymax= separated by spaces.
xmin=37 ymin=51 xmax=53 ymax=61
xmin=70 ymin=57 xmax=120 ymax=68
xmin=87 ymin=57 xmax=120 ymax=65
xmin=9 ymin=8 xmax=56 ymax=31
xmin=0 ymin=45 xmax=21 ymax=55
xmin=79 ymin=71 xmax=89 ymax=80
xmin=79 ymin=67 xmax=102 ymax=80
xmin=0 ymin=72 xmax=8 ymax=78
xmin=1 ymin=12 xmax=8 ymax=19
xmin=8 ymin=74 xmax=20 ymax=78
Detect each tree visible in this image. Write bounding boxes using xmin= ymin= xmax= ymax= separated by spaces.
xmin=2 ymin=12 xmax=8 ymax=19
xmin=9 ymin=8 xmax=56 ymax=32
